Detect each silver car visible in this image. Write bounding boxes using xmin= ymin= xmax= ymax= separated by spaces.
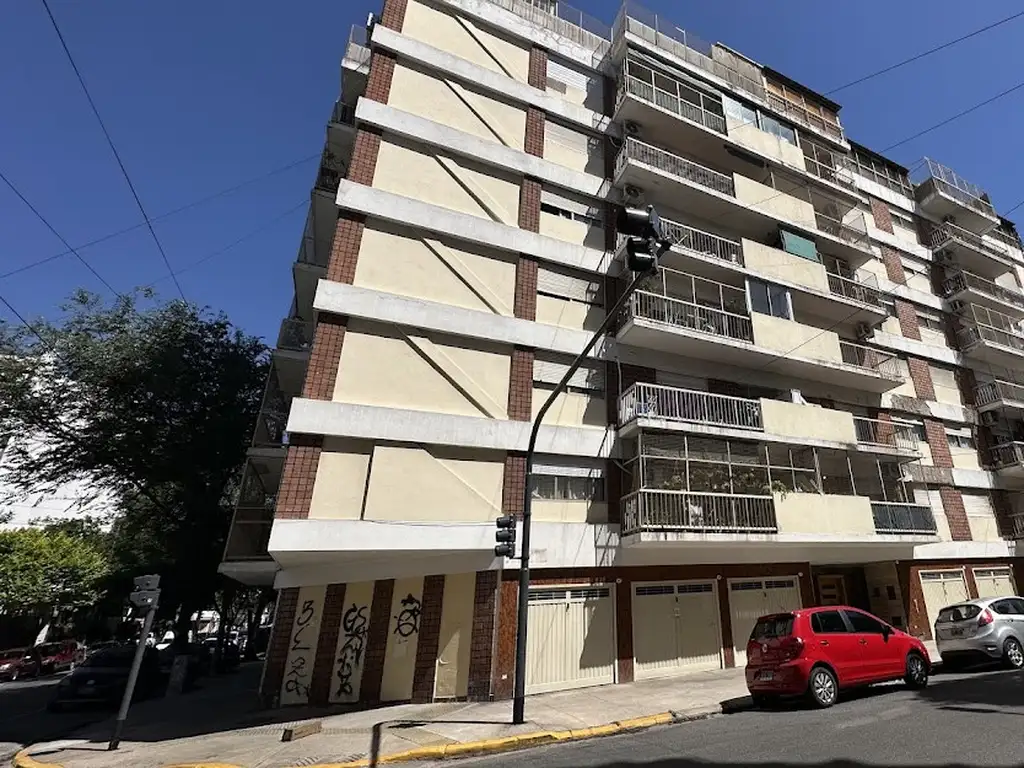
xmin=934 ymin=596 xmax=1024 ymax=670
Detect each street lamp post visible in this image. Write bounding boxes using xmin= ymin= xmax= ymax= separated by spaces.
xmin=505 ymin=206 xmax=668 ymax=724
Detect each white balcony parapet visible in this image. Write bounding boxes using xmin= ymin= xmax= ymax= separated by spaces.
xmin=870 ymin=502 xmax=937 ymax=535
xmin=621 ymin=489 xmax=777 ymax=535
xmin=616 ymin=136 xmax=735 ymax=197
xmin=619 ymin=382 xmax=762 ymax=430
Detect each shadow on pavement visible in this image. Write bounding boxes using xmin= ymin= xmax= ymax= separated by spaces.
xmin=914 ymin=667 xmax=1024 ymax=715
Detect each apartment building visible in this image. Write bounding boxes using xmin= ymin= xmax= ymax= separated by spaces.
xmin=219 ymin=0 xmax=1024 ymax=707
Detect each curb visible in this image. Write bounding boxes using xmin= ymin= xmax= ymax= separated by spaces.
xmin=296 ymin=700 xmax=753 ymax=768
xmin=12 ymin=750 xmax=63 ymax=768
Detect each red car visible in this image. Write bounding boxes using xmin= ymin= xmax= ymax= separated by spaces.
xmin=33 ymin=640 xmax=81 ymax=675
xmin=0 ymin=648 xmax=40 ymax=682
xmin=746 ymin=606 xmax=930 ymax=708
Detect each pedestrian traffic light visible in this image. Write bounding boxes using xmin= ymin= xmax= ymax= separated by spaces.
xmin=617 ymin=204 xmax=669 ymax=273
xmin=494 ymin=514 xmax=516 ymax=558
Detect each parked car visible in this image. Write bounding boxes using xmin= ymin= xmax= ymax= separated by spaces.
xmin=0 ymin=648 xmax=40 ymax=682
xmin=33 ymin=640 xmax=80 ymax=674
xmin=746 ymin=606 xmax=930 ymax=709
xmin=934 ymin=596 xmax=1024 ymax=670
xmin=48 ymin=646 xmax=163 ymax=711
xmin=85 ymin=640 xmax=123 ymax=658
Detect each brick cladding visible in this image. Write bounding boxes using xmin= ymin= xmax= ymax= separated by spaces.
xmin=524 ymin=107 xmax=546 ymax=158
xmin=411 ymin=575 xmax=446 ymax=703
xmin=275 ymin=435 xmax=324 ymax=520
xmin=907 ymin=358 xmax=936 ymax=400
xmin=326 ymin=212 xmax=367 ymax=284
xmin=309 ymin=583 xmax=346 ymax=706
xmin=518 ymin=178 xmax=542 ymax=232
xmin=894 ymin=299 xmax=921 ymax=341
xmin=302 ymin=316 xmax=348 ymax=400
xmin=467 ymin=570 xmax=498 ymax=700
xmin=869 ymin=197 xmax=893 ymax=233
xmin=880 ymin=246 xmax=907 ymax=284
xmin=365 ymin=52 xmax=398 ymax=104
xmin=359 ymin=579 xmax=395 ymax=704
xmin=513 ymin=257 xmax=538 ymax=321
xmin=259 ymin=588 xmax=299 ymax=702
xmin=379 ymin=0 xmax=408 ymax=30
xmin=527 ymin=46 xmax=547 ymax=89
xmin=501 ymin=455 xmax=527 ymax=520
xmin=507 ymin=347 xmax=535 ymax=421
xmin=940 ymin=486 xmax=973 ymax=542
xmin=923 ymin=419 xmax=953 ymax=468
xmin=346 ymin=129 xmax=382 ymax=187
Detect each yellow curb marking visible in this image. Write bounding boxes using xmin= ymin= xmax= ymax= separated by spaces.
xmin=292 ymin=710 xmax=679 ymax=768
xmin=12 ymin=750 xmax=63 ymax=768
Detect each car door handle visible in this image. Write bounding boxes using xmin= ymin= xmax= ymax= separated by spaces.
xmin=819 ymin=640 xmax=829 ymax=646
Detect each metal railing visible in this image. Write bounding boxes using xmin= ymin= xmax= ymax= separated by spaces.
xmin=838 ymin=341 xmax=902 ymax=380
xmin=621 ymin=489 xmax=778 ymax=535
xmin=345 ymin=24 xmax=371 ymax=69
xmin=815 ymin=210 xmax=870 ymax=248
xmin=853 ymin=417 xmax=918 ymax=452
xmin=278 ymin=319 xmax=314 ymax=352
xmin=1009 ymin=512 xmax=1024 ymax=540
xmin=628 ymin=291 xmax=754 ymax=342
xmin=826 ymin=272 xmax=883 ymax=308
xmin=618 ymin=74 xmax=727 ymax=134
xmin=659 ymin=217 xmax=743 ymax=264
xmin=616 ymin=137 xmax=735 ymax=197
xmin=315 ymin=149 xmax=345 ymax=194
xmin=913 ymin=158 xmax=996 ymax=219
xmin=766 ymin=91 xmax=843 ymax=142
xmin=943 ymin=271 xmax=1024 ymax=311
xmin=618 ymin=382 xmax=763 ymax=430
xmin=870 ymin=502 xmax=937 ymax=535
xmin=991 ymin=441 xmax=1024 ymax=469
xmin=990 ymin=227 xmax=1023 ymax=253
xmin=930 ymin=222 xmax=1011 ymax=261
xmin=224 ymin=506 xmax=274 ymax=561
xmin=975 ymin=379 xmax=1024 ymax=406
xmin=802 ymin=142 xmax=855 ymax=189
xmin=489 ymin=0 xmax=611 ymax=54
xmin=331 ymin=100 xmax=356 ymax=126
xmin=957 ymin=323 xmax=1024 ymax=355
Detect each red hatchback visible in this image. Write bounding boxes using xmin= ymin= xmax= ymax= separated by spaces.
xmin=745 ymin=606 xmax=930 ymax=708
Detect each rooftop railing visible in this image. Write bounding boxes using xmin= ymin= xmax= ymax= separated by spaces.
xmin=621 ymin=489 xmax=777 ymax=535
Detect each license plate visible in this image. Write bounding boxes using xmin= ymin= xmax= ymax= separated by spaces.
xmin=950 ymin=628 xmax=965 ymax=638
xmin=759 ymin=670 xmax=774 ymax=681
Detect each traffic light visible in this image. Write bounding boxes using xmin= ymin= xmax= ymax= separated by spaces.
xmin=617 ymin=204 xmax=669 ymax=273
xmin=494 ymin=514 xmax=516 ymax=558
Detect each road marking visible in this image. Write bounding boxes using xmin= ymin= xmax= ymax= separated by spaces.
xmin=834 ymin=705 xmax=911 ymax=729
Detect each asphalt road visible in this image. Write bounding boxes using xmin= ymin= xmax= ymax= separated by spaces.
xmin=0 ymin=674 xmax=113 ymax=761
xmin=461 ymin=666 xmax=1024 ymax=768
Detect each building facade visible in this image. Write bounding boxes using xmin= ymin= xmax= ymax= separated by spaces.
xmin=219 ymin=0 xmax=1024 ymax=707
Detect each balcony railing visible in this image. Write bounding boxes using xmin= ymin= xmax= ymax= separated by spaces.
xmin=802 ymin=142 xmax=855 ymax=189
xmin=628 ymin=291 xmax=754 ymax=342
xmin=617 ymin=70 xmax=727 ymax=135
xmin=991 ymin=441 xmax=1024 ymax=469
xmin=870 ymin=502 xmax=937 ymax=535
xmin=827 ymin=272 xmax=883 ymax=308
xmin=913 ymin=158 xmax=996 ymax=219
xmin=853 ymin=417 xmax=918 ymax=452
xmin=278 ymin=319 xmax=314 ymax=352
xmin=315 ymin=149 xmax=345 ymax=194
xmin=621 ymin=489 xmax=778 ymax=535
xmin=815 ymin=210 xmax=869 ymax=248
xmin=616 ymin=137 xmax=735 ymax=197
xmin=957 ymin=323 xmax=1024 ymax=354
xmin=975 ymin=380 xmax=1024 ymax=407
xmin=492 ymin=0 xmax=611 ymax=55
xmin=930 ymin=222 xmax=1010 ymax=261
xmin=659 ymin=217 xmax=743 ymax=264
xmin=838 ymin=341 xmax=902 ymax=380
xmin=943 ymin=271 xmax=1024 ymax=311
xmin=990 ymin=227 xmax=1023 ymax=253
xmin=765 ymin=92 xmax=843 ymax=143
xmin=1009 ymin=512 xmax=1024 ymax=540
xmin=331 ymin=100 xmax=356 ymax=126
xmin=345 ymin=24 xmax=370 ymax=69
xmin=224 ymin=506 xmax=274 ymax=561
xmin=619 ymin=382 xmax=763 ymax=430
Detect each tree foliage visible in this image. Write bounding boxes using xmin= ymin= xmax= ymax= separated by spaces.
xmin=0 ymin=290 xmax=269 ymax=631
xmin=0 ymin=526 xmax=108 ymax=614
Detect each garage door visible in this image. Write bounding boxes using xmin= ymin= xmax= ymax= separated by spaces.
xmin=973 ymin=567 xmax=1016 ymax=599
xmin=632 ymin=581 xmax=721 ymax=680
xmin=525 ymin=586 xmax=615 ymax=695
xmin=729 ymin=577 xmax=802 ymax=666
xmin=919 ymin=570 xmax=970 ymax=630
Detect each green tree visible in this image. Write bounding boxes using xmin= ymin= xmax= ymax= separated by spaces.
xmin=0 ymin=290 xmax=269 ymax=641
xmin=0 ymin=527 xmax=108 ymax=615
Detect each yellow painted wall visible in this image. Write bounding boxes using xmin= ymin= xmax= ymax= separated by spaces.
xmin=309 ymin=438 xmax=372 ymax=520
xmin=532 ymin=499 xmax=608 ymax=523
xmin=741 ymin=239 xmax=829 ymax=293
xmin=968 ymin=515 xmax=1002 ymax=542
xmin=727 ymin=119 xmax=806 ymax=169
xmin=402 ymin=0 xmax=530 ymax=84
xmin=388 ymin=62 xmax=527 ymax=150
xmin=930 ymin=366 xmax=964 ymax=408
xmin=353 ymin=222 xmax=517 ymax=316
xmin=279 ymin=584 xmax=327 ymax=706
xmin=334 ymin=320 xmax=512 ymax=419
xmin=542 ymin=127 xmax=602 ymax=176
xmin=774 ymin=493 xmax=875 ymax=536
xmin=951 ymin=448 xmax=981 ymax=471
xmin=889 ymin=359 xmax=918 ymax=399
xmin=760 ymin=399 xmax=856 ymax=443
xmin=733 ymin=174 xmax=817 ymax=230
xmin=328 ymin=580 xmax=376 ymax=704
xmin=434 ymin=572 xmax=476 ymax=699
xmin=535 ymin=295 xmax=604 ymax=332
xmin=751 ymin=313 xmax=841 ymax=363
xmin=363 ymin=445 xmax=505 ymax=523
xmin=374 ymin=139 xmax=520 ymax=225
xmin=532 ymin=388 xmax=606 ymax=428
xmin=381 ymin=576 xmax=425 ymax=702
xmin=538 ymin=209 xmax=605 ymax=248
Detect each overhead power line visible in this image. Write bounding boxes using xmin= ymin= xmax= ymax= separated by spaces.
xmin=40 ymin=0 xmax=186 ymax=300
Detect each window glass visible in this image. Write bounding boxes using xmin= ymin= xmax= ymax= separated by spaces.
xmin=1009 ymin=599 xmax=1024 ymax=615
xmin=531 ymin=475 xmax=604 ymax=501
xmin=811 ymin=611 xmax=848 ymax=633
xmin=991 ymin=600 xmax=1015 ymax=615
xmin=760 ymin=114 xmax=797 ymax=146
xmin=723 ymin=96 xmax=757 ymax=128
xmin=751 ymin=615 xmax=794 ymax=639
xmin=845 ymin=610 xmax=885 ymax=633
xmin=748 ymin=279 xmax=791 ymax=319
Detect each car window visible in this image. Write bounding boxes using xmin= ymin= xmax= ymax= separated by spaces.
xmin=1009 ymin=599 xmax=1024 ymax=615
xmin=811 ymin=610 xmax=847 ymax=634
xmin=750 ymin=615 xmax=794 ymax=640
xmin=845 ymin=610 xmax=885 ymax=633
xmin=991 ymin=599 xmax=1016 ymax=615
xmin=936 ymin=604 xmax=981 ymax=623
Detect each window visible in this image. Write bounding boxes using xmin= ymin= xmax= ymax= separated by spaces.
xmin=916 ymin=311 xmax=944 ymax=333
xmin=750 ymin=615 xmax=794 ymax=639
xmin=947 ymin=431 xmax=976 ymax=450
xmin=540 ymin=202 xmax=602 ymax=227
xmin=759 ymin=114 xmax=797 ymax=146
xmin=844 ymin=610 xmax=886 ymax=634
xmin=531 ymin=475 xmax=605 ymax=502
xmin=1010 ymin=599 xmax=1024 ymax=615
xmin=723 ymin=95 xmax=757 ymax=128
xmin=540 ymin=189 xmax=603 ymax=228
xmin=889 ymin=207 xmax=916 ymax=231
xmin=936 ymin=604 xmax=980 ymax=623
xmin=991 ymin=599 xmax=1017 ymax=616
xmin=895 ymin=419 xmax=926 ymax=443
xmin=811 ymin=611 xmax=848 ymax=634
xmin=748 ymin=279 xmax=791 ymax=319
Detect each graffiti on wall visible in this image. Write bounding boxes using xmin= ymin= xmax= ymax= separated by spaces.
xmin=283 ymin=598 xmax=317 ymax=701
xmin=393 ymin=593 xmax=422 ymax=640
xmin=334 ymin=602 xmax=369 ymax=698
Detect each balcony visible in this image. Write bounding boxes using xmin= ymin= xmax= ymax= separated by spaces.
xmin=314 ymin=148 xmax=345 ymax=195
xmin=975 ymin=379 xmax=1024 ymax=416
xmin=621 ymin=490 xmax=777 ymax=536
xmin=660 ymin=218 xmax=742 ymax=264
xmin=931 ymin=222 xmax=1015 ymax=276
xmin=616 ymin=58 xmax=726 ymax=136
xmin=615 ymin=136 xmax=735 ymax=198
xmin=343 ymin=24 xmax=370 ymax=74
xmin=277 ymin=318 xmax=314 ymax=353
xmin=330 ymin=100 xmax=356 ymax=128
xmin=853 ymin=417 xmax=919 ymax=453
xmin=1009 ymin=512 xmax=1024 ymax=540
xmin=944 ymin=270 xmax=1024 ymax=316
xmin=912 ymin=158 xmax=998 ymax=234
xmin=826 ymin=272 xmax=884 ymax=309
xmin=221 ymin=457 xmax=280 ymax=582
xmin=956 ymin=305 xmax=1024 ymax=367
xmin=870 ymin=502 xmax=938 ymax=536
xmin=252 ymin=369 xmax=293 ymax=449
xmin=618 ymin=382 xmax=762 ymax=432
xmin=991 ymin=442 xmax=1024 ymax=477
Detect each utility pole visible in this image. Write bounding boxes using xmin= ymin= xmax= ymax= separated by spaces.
xmin=505 ymin=206 xmax=668 ymax=724
xmin=109 ymin=574 xmax=161 ymax=751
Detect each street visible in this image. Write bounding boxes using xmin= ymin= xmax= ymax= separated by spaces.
xmin=0 ymin=674 xmax=112 ymax=761
xmin=460 ymin=667 xmax=1024 ymax=768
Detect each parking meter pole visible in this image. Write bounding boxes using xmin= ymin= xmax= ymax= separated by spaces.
xmin=108 ymin=606 xmax=156 ymax=751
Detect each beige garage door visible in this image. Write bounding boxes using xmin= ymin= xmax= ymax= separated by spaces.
xmin=730 ymin=578 xmax=803 ymax=666
xmin=525 ymin=586 xmax=615 ymax=695
xmin=632 ymin=582 xmax=721 ymax=680
xmin=919 ymin=570 xmax=970 ymax=630
xmin=974 ymin=567 xmax=1016 ymax=599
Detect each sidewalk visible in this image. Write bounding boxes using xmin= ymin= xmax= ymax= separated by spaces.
xmin=17 ymin=665 xmax=751 ymax=768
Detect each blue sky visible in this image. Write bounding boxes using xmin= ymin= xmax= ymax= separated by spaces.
xmin=2 ymin=0 xmax=1022 ymax=344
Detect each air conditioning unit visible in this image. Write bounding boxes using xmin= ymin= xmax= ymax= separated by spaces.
xmin=624 ymin=121 xmax=642 ymax=137
xmin=980 ymin=410 xmax=1000 ymax=427
xmin=855 ymin=322 xmax=873 ymax=341
xmin=949 ymin=299 xmax=967 ymax=314
xmin=624 ymin=185 xmax=645 ymax=205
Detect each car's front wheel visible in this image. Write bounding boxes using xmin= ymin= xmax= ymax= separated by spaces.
xmin=807 ymin=665 xmax=838 ymax=708
xmin=1003 ymin=637 xmax=1024 ymax=669
xmin=904 ymin=652 xmax=928 ymax=689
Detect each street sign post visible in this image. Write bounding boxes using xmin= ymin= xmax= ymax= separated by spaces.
xmin=109 ymin=574 xmax=161 ymax=751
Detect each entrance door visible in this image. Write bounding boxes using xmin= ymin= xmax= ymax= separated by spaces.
xmin=817 ymin=575 xmax=847 ymax=606
xmin=730 ymin=577 xmax=803 ymax=666
xmin=973 ymin=567 xmax=1016 ymax=599
xmin=919 ymin=570 xmax=970 ymax=631
xmin=632 ymin=581 xmax=721 ymax=680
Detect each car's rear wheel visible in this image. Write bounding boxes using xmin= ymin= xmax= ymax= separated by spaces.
xmin=1002 ymin=637 xmax=1024 ymax=669
xmin=904 ymin=652 xmax=928 ymax=689
xmin=807 ymin=665 xmax=838 ymax=709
